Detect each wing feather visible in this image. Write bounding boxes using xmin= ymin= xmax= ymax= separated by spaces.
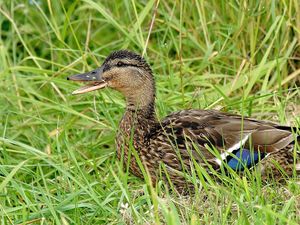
xmin=150 ymin=109 xmax=296 ymax=171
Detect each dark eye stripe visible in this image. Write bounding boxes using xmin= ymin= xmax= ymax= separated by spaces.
xmin=117 ymin=61 xmax=124 ymax=67
xmin=103 ymin=62 xmax=142 ymax=72
xmin=116 ymin=62 xmax=140 ymax=68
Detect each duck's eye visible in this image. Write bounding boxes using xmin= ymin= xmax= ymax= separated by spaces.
xmin=117 ymin=61 xmax=124 ymax=67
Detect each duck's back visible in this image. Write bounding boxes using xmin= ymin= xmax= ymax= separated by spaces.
xmin=147 ymin=109 xmax=298 ymax=179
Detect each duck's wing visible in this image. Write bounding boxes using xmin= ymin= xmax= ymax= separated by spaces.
xmin=150 ymin=110 xmax=297 ymax=171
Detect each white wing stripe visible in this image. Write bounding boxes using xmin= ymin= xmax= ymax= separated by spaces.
xmin=215 ymin=134 xmax=250 ymax=165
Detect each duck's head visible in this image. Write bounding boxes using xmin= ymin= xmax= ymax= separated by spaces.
xmin=67 ymin=50 xmax=155 ymax=109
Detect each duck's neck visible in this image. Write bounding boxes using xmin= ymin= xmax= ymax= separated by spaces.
xmin=116 ymin=99 xmax=157 ymax=177
xmin=118 ymin=85 xmax=157 ymax=144
xmin=116 ymin=77 xmax=157 ymax=176
xmin=122 ymin=74 xmax=157 ymax=127
xmin=129 ymin=101 xmax=156 ymax=121
xmin=122 ymin=99 xmax=157 ymax=135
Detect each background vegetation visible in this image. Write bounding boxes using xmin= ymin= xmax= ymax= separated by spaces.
xmin=0 ymin=0 xmax=299 ymax=224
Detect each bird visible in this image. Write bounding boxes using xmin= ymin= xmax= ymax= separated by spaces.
xmin=67 ymin=50 xmax=299 ymax=193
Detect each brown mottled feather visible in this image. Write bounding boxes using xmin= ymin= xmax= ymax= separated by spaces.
xmin=116 ymin=107 xmax=299 ymax=190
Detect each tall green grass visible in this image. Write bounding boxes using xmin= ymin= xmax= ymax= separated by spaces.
xmin=0 ymin=0 xmax=299 ymax=224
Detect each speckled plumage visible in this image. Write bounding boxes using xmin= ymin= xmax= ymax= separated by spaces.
xmin=116 ymin=107 xmax=299 ymax=191
xmin=68 ymin=50 xmax=300 ymax=192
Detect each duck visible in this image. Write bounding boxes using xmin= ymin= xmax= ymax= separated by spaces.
xmin=67 ymin=50 xmax=299 ymax=192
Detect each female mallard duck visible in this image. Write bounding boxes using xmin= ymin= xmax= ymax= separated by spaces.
xmin=68 ymin=50 xmax=299 ymax=192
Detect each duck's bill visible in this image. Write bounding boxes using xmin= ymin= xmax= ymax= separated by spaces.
xmin=67 ymin=67 xmax=107 ymax=95
xmin=70 ymin=81 xmax=107 ymax=95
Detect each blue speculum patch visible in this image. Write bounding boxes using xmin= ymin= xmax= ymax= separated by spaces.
xmin=226 ymin=148 xmax=266 ymax=170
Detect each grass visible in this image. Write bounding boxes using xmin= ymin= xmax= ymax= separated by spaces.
xmin=0 ymin=0 xmax=300 ymax=224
